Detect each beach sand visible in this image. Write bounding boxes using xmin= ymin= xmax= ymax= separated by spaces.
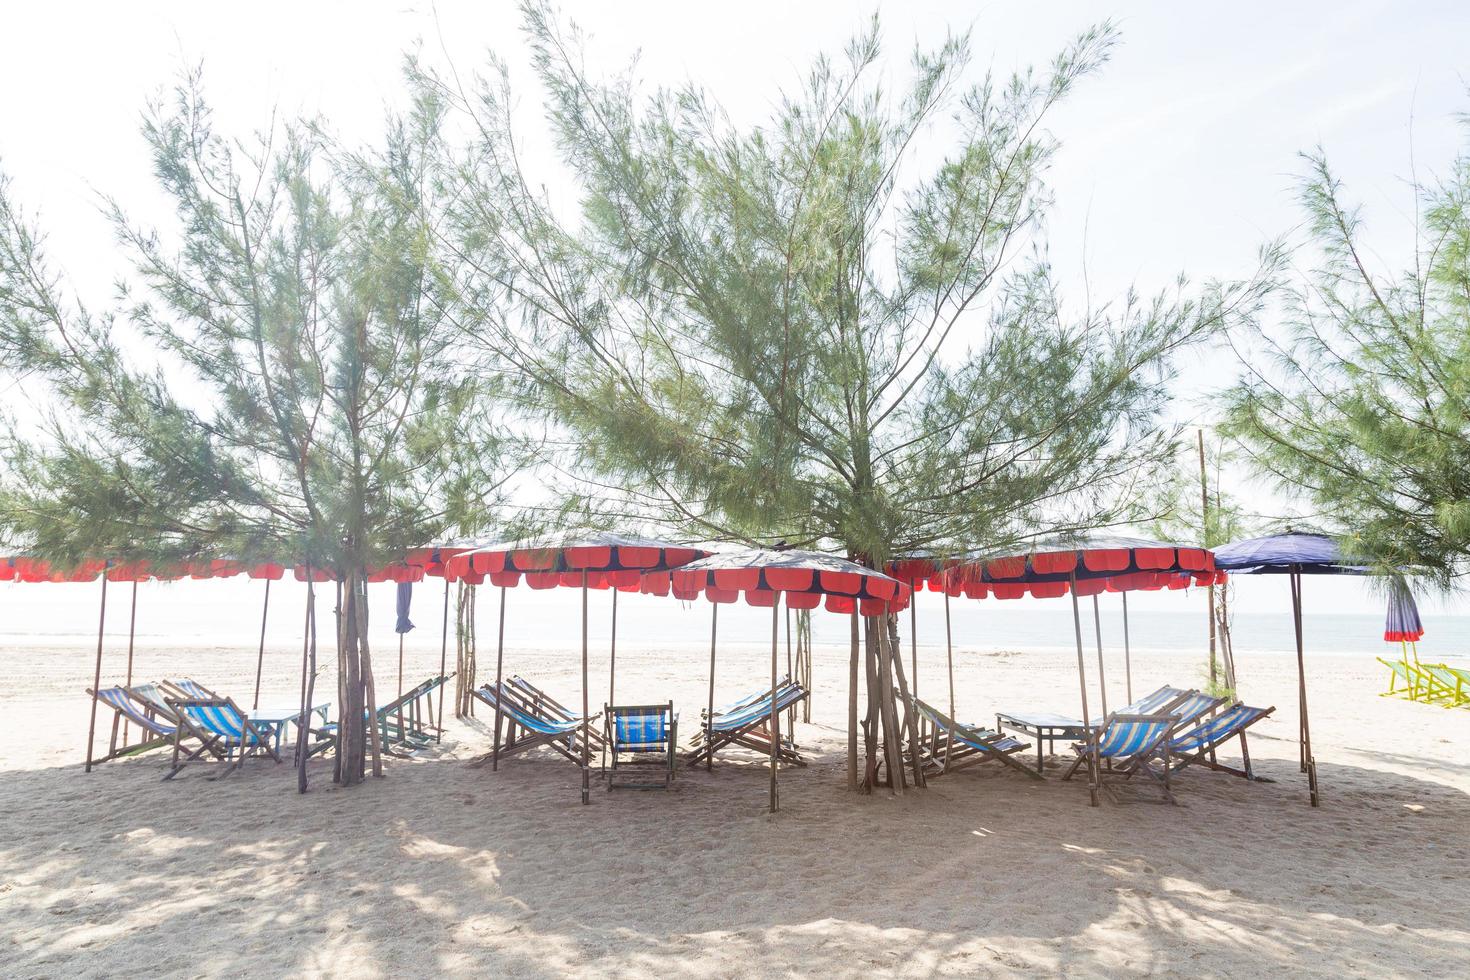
xmin=1 ymin=638 xmax=1467 ymax=978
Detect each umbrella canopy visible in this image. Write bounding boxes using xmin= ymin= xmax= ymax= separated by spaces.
xmin=1213 ymin=530 xmax=1364 ymax=575
xmin=889 ymin=534 xmax=1221 ymax=600
xmin=1385 ymin=580 xmax=1425 ymax=643
xmin=444 ymin=532 xmax=710 ymax=586
xmin=659 ymin=547 xmax=908 ymax=614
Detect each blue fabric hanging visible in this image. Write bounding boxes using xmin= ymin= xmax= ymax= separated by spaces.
xmin=395 ymin=581 xmax=414 ymax=634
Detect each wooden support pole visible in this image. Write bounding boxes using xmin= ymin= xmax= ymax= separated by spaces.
xmin=580 ymin=572 xmax=590 ymax=805
xmin=769 ymin=599 xmax=780 ymax=813
xmin=436 ymin=576 xmax=450 ymax=740
xmin=910 ymin=598 xmax=918 ymax=700
xmin=943 ymin=586 xmax=956 ymax=773
xmin=1122 ymin=591 xmax=1133 ymax=704
xmin=252 ymin=578 xmax=272 ymax=710
xmin=707 ymin=603 xmax=718 ymax=773
xmin=84 ymin=572 xmax=110 ymax=773
xmin=123 ymin=580 xmax=139 ymax=742
xmin=609 ymin=587 xmax=618 ymax=710
xmin=1070 ymin=573 xmax=1097 ymax=805
xmin=492 ymin=585 xmax=506 ymax=770
xmin=1292 ymin=569 xmax=1320 ymax=806
xmin=1092 ymin=593 xmax=1108 ymax=718
xmin=846 ymin=610 xmax=858 ymax=790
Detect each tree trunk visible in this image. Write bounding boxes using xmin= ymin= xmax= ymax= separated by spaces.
xmin=355 ymin=574 xmax=384 ymax=778
xmin=887 ymin=612 xmax=926 ymax=789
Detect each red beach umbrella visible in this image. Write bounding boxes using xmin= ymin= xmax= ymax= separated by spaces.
xmin=647 ymin=548 xmax=908 ymax=813
xmin=444 ymin=533 xmax=712 ymax=805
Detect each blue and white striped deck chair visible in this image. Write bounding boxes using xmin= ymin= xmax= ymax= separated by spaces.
xmin=86 ymin=686 xmax=181 ymax=764
xmin=909 ymin=697 xmax=1040 ymax=779
xmin=1163 ymin=703 xmax=1276 ymax=779
xmin=684 ymin=680 xmax=810 ymax=769
xmin=1120 ymin=685 xmax=1191 ymax=715
xmin=163 ymin=695 xmax=281 ymax=779
xmin=604 ymin=702 xmax=678 ymax=789
xmin=1065 ymin=712 xmax=1179 ymax=805
xmin=164 ymin=677 xmax=221 ymax=701
xmin=469 ymin=683 xmax=599 ymax=769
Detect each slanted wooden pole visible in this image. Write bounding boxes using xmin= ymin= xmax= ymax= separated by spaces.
xmin=123 ymin=579 xmax=139 ymax=743
xmin=84 ymin=572 xmax=110 ymax=773
xmin=251 ymin=578 xmax=272 ymax=710
xmin=707 ymin=603 xmax=718 ymax=772
xmin=1092 ymin=593 xmax=1108 ymax=718
xmin=1070 ymin=573 xmax=1097 ymax=805
xmin=1122 ymin=591 xmax=1133 ymax=704
xmin=580 ymin=571 xmax=590 ymax=805
xmin=769 ymin=599 xmax=780 ymax=813
xmin=436 ymin=576 xmax=450 ymax=740
xmin=1292 ymin=568 xmax=1320 ymax=806
xmin=492 ymin=585 xmax=507 ymax=770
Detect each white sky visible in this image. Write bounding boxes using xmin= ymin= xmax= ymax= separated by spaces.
xmin=2 ymin=1 xmax=1468 ymax=619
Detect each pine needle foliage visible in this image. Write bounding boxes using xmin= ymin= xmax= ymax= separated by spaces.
xmin=0 ymin=71 xmax=513 ymax=786
xmin=416 ymin=4 xmax=1277 ymax=790
xmin=1222 ymin=131 xmax=1470 ymax=588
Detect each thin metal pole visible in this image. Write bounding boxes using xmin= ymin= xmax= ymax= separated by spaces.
xmin=1292 ymin=569 xmax=1320 ymax=806
xmin=84 ymin=573 xmax=110 ymax=772
xmin=123 ymin=580 xmax=138 ymax=742
xmin=1070 ymin=573 xmax=1097 ymax=805
xmin=1092 ymin=593 xmax=1108 ymax=718
xmin=769 ymin=599 xmax=780 ymax=813
xmin=943 ymin=585 xmax=955 ymax=773
xmin=1122 ymin=591 xmax=1133 ymax=704
xmin=436 ymin=576 xmax=449 ymax=740
xmin=252 ymin=578 xmax=272 ymax=710
xmin=707 ymin=603 xmax=718 ymax=772
xmin=581 ymin=572 xmax=590 ymax=805
xmin=609 ymin=587 xmax=618 ymax=709
xmin=492 ymin=585 xmax=506 ymax=769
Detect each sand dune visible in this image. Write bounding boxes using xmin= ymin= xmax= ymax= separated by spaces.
xmin=1 ymin=641 xmax=1467 ymax=978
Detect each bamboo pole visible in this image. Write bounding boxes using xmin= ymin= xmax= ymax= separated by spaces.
xmin=295 ymin=576 xmax=317 ymax=792
xmin=435 ymin=576 xmax=449 ymax=741
xmin=847 ymin=610 xmax=858 ymax=790
xmin=580 ymin=572 xmax=590 ymax=805
xmin=943 ymin=585 xmax=955 ymax=773
xmin=1122 ymin=591 xmax=1133 ymax=704
xmin=1070 ymin=573 xmax=1097 ymax=805
xmin=609 ymin=587 xmax=618 ymax=709
xmin=252 ymin=578 xmax=271 ymax=710
xmin=492 ymin=585 xmax=506 ymax=770
xmin=769 ymin=599 xmax=780 ymax=813
xmin=1092 ymin=593 xmax=1108 ymax=718
xmin=123 ymin=580 xmax=138 ymax=743
xmin=84 ymin=572 xmax=110 ymax=773
xmin=785 ymin=603 xmax=793 ymax=728
xmin=910 ymin=598 xmax=919 ymax=700
xmin=1292 ymin=568 xmax=1320 ymax=806
xmin=706 ymin=603 xmax=718 ymax=772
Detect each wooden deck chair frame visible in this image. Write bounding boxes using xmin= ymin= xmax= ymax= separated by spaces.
xmin=603 ymin=701 xmax=677 ymax=790
xmin=683 ymin=682 xmax=810 ymax=769
xmin=467 ymin=683 xmax=600 ymax=769
xmin=908 ymin=697 xmax=1042 ymax=779
xmin=504 ymin=674 xmax=606 ymax=754
xmin=86 ymin=686 xmax=182 ymax=764
xmin=1063 ymin=712 xmax=1179 ymax=805
xmin=163 ymin=696 xmax=282 ymax=780
xmin=1162 ymin=704 xmax=1276 ymax=779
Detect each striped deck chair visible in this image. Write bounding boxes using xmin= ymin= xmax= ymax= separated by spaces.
xmin=504 ymin=674 xmax=605 ymax=752
xmin=603 ymin=702 xmax=678 ymax=790
xmin=1420 ymin=665 xmax=1470 ymax=707
xmin=1063 ymin=712 xmax=1179 ymax=804
xmin=130 ymin=683 xmax=182 ymax=723
xmin=909 ymin=697 xmax=1041 ymax=779
xmin=467 ymin=683 xmax=601 ymax=769
xmin=1379 ymin=657 xmax=1435 ymax=702
xmin=683 ymin=681 xmax=810 ymax=769
xmin=164 ymin=677 xmax=223 ymax=701
xmin=164 ymin=696 xmax=282 ymax=779
xmin=687 ymin=676 xmax=800 ymax=751
xmin=1161 ymin=703 xmax=1276 ymax=779
xmin=86 ymin=686 xmax=182 ymax=764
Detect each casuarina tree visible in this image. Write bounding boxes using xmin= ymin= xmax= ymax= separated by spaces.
xmin=1223 ymin=132 xmax=1470 ymax=588
xmin=416 ymin=4 xmax=1276 ymax=792
xmin=0 ymin=71 xmax=512 ymax=789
